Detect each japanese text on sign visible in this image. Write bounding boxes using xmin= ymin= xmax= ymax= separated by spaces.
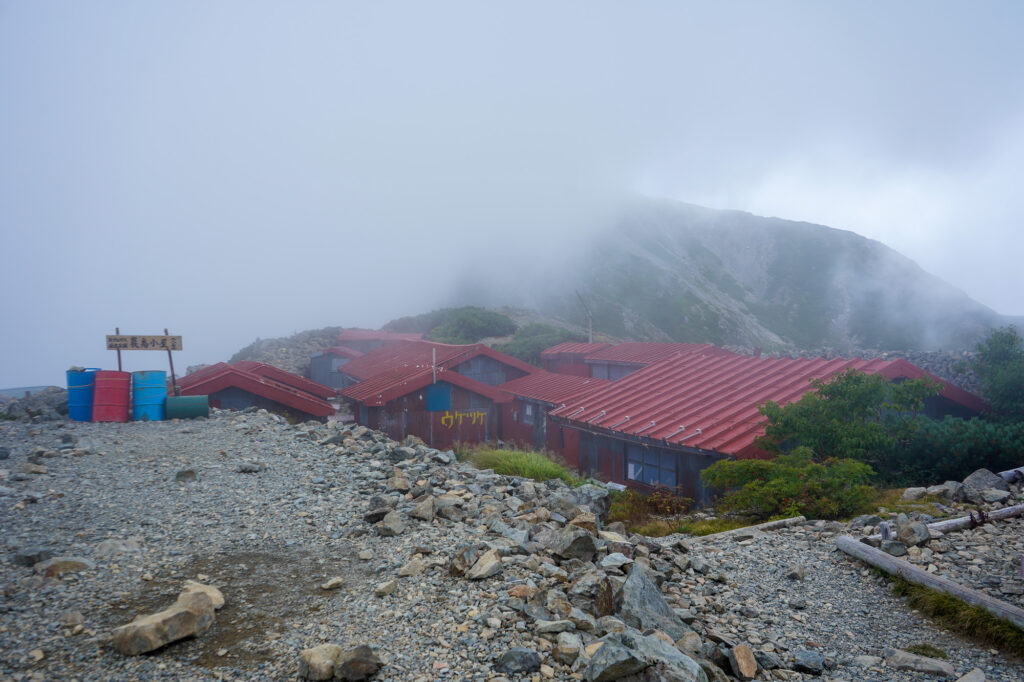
xmin=106 ymin=335 xmax=183 ymax=351
xmin=440 ymin=410 xmax=487 ymax=429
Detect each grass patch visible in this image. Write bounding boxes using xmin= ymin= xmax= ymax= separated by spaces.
xmin=675 ymin=518 xmax=755 ymax=536
xmin=902 ymin=643 xmax=948 ymax=659
xmin=890 ymin=577 xmax=1024 ymax=657
xmin=462 ymin=447 xmax=579 ymax=486
xmin=871 ymin=488 xmax=952 ymax=518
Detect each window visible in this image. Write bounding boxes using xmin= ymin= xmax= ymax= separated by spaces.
xmin=626 ymin=444 xmax=676 ymax=488
xmin=523 ymin=402 xmax=534 ymax=425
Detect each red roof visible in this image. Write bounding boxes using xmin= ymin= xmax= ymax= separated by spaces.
xmin=178 ymin=363 xmax=334 ymax=418
xmin=341 ymin=365 xmax=511 ymax=407
xmin=338 ymin=341 xmax=473 ymax=381
xmin=500 ymin=371 xmax=611 ymax=405
xmin=540 ymin=342 xmax=612 ymax=359
xmin=337 ymin=329 xmax=423 ymax=343
xmin=316 ymin=346 xmax=365 ymax=360
xmin=583 ymin=342 xmax=737 ymax=366
xmin=551 ymin=353 xmax=987 ymax=456
xmin=338 ymin=340 xmax=537 ymax=382
xmin=233 ymin=361 xmax=336 ymax=399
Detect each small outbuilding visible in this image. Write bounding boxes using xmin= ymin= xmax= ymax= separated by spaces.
xmin=178 ymin=363 xmax=334 ymax=422
xmin=309 ymin=346 xmax=364 ymax=389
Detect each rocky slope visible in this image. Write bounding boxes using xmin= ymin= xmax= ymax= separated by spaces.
xmin=2 ymin=411 xmax=1023 ymax=680
xmin=538 ymin=199 xmax=1015 ymax=353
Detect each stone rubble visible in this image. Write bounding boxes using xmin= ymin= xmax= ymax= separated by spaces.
xmin=0 ymin=409 xmax=1021 ymax=680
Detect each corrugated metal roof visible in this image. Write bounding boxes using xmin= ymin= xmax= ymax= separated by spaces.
xmin=550 ymin=353 xmax=986 ymax=456
xmin=540 ymin=342 xmax=612 ymax=359
xmin=233 ymin=361 xmax=336 ymax=399
xmin=338 ymin=340 xmax=537 ymax=382
xmin=337 ymin=329 xmax=423 ymax=342
xmin=499 ymin=371 xmax=610 ymax=405
xmin=341 ymin=365 xmax=511 ymax=407
xmin=337 ymin=341 xmax=475 ymax=381
xmin=583 ymin=342 xmax=737 ymax=365
xmin=178 ymin=363 xmax=334 ymax=418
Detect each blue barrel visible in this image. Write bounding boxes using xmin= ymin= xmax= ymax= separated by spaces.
xmin=131 ymin=371 xmax=167 ymax=421
xmin=66 ymin=368 xmax=100 ymax=421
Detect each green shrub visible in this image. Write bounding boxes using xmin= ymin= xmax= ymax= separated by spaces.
xmin=495 ymin=323 xmax=586 ymax=366
xmin=464 ymin=447 xmax=578 ymax=485
xmin=701 ymin=447 xmax=875 ymax=520
xmin=384 ymin=307 xmax=517 ymax=345
xmin=606 ymin=488 xmax=692 ymax=531
xmin=895 ymin=417 xmax=1024 ymax=483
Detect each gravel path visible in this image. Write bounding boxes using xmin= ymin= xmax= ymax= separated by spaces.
xmin=2 ymin=410 xmax=1023 ymax=681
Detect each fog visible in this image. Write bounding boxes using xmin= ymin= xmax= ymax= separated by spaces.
xmin=2 ymin=2 xmax=1023 ymax=387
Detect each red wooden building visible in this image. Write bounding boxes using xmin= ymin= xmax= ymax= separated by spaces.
xmin=499 ymin=371 xmax=610 ymax=465
xmin=178 ymin=362 xmax=335 ymax=422
xmin=550 ymin=351 xmax=987 ymax=505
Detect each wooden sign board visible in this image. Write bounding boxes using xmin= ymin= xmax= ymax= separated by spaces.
xmin=106 ymin=335 xmax=183 ymax=351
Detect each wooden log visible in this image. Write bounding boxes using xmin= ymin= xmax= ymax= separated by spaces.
xmin=864 ymin=504 xmax=1024 ymax=542
xmin=692 ymin=515 xmax=806 ymax=542
xmin=836 ymin=534 xmax=1024 ymax=630
xmin=998 ymin=466 xmax=1024 ymax=483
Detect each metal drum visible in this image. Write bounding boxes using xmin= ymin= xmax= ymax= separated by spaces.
xmin=131 ymin=370 xmax=167 ymax=421
xmin=66 ymin=368 xmax=100 ymax=421
xmin=165 ymin=395 xmax=209 ymax=420
xmin=91 ymin=371 xmax=131 ymax=422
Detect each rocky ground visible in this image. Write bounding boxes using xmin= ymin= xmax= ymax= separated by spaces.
xmin=1 ymin=411 xmax=1022 ymax=681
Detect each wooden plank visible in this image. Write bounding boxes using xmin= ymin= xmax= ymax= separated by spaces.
xmin=692 ymin=515 xmax=806 ymax=542
xmin=865 ymin=504 xmax=1024 ymax=542
xmin=836 ymin=534 xmax=1024 ymax=630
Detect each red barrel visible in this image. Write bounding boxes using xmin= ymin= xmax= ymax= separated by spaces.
xmin=92 ymin=370 xmax=131 ymax=422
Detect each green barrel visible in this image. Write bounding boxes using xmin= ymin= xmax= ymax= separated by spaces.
xmin=165 ymin=395 xmax=209 ymax=419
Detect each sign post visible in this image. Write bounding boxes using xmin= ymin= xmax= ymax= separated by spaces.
xmin=106 ymin=331 xmax=184 ymax=395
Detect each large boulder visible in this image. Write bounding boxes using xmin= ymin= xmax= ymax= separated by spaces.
xmin=112 ymin=590 xmax=216 ymax=655
xmin=534 ymin=526 xmax=597 ymax=562
xmin=963 ymin=468 xmax=1010 ymax=503
xmin=616 ymin=564 xmax=692 ymax=640
xmin=586 ymin=629 xmax=706 ymax=682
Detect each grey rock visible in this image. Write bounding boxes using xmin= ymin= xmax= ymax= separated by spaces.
xmin=175 ymin=469 xmax=197 ymax=483
xmin=980 ymin=488 xmax=1011 ymax=504
xmin=363 ymin=495 xmax=394 ymax=524
xmin=409 ymin=495 xmax=436 ymax=521
xmin=495 ymin=647 xmax=541 ymax=674
xmin=897 ymin=520 xmax=931 ymax=547
xmin=881 ymin=540 xmax=908 ymax=557
xmin=13 ymin=547 xmax=53 ymax=567
xmin=585 ymin=636 xmax=649 ymax=681
xmin=901 ymin=487 xmax=928 ymax=501
xmin=575 ymin=483 xmax=612 ymax=522
xmin=849 ymin=514 xmax=882 ymax=528
xmin=534 ymin=526 xmax=597 ymax=562
xmin=792 ymin=649 xmax=824 ymax=674
xmin=235 ymin=462 xmax=263 ymax=473
xmin=963 ymin=468 xmax=1009 ymax=492
xmin=753 ymin=650 xmax=781 ymax=670
xmin=886 ymin=648 xmax=955 ymax=677
xmin=0 ymin=445 xmax=9 ymax=459
xmin=375 ymin=510 xmax=406 ymax=536
xmin=616 ymin=564 xmax=692 ymax=640
xmin=955 ymin=668 xmax=986 ymax=682
xmin=333 ymin=645 xmax=383 ymax=681
xmin=785 ymin=564 xmax=806 ymax=580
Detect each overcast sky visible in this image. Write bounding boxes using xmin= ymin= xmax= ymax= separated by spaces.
xmin=2 ymin=1 xmax=1023 ymax=387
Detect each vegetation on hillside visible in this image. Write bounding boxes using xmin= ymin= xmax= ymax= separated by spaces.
xmin=383 ymin=306 xmax=517 ymax=345
xmin=756 ymin=369 xmax=940 ymax=480
xmin=701 ymin=448 xmax=876 ymax=520
xmin=495 ymin=323 xmax=586 ymax=366
xmin=972 ymin=325 xmax=1024 ymax=421
xmin=459 ymin=446 xmax=579 ymax=486
xmin=703 ymin=327 xmax=1024 ymax=518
